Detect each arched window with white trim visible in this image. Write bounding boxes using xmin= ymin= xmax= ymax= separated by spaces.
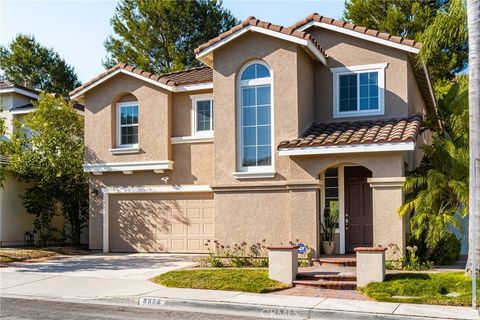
xmin=237 ymin=61 xmax=273 ymax=173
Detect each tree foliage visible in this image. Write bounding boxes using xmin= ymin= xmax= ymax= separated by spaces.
xmin=104 ymin=0 xmax=238 ymax=74
xmin=0 ymin=34 xmax=80 ymax=96
xmin=343 ymin=0 xmax=468 ymax=83
xmin=7 ymin=94 xmax=88 ymax=245
xmin=399 ymin=83 xmax=469 ymax=249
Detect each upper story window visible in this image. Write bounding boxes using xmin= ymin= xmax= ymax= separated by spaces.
xmin=237 ymin=61 xmax=274 ymax=172
xmin=117 ymin=102 xmax=139 ymax=147
xmin=192 ymin=94 xmax=214 ymax=136
xmin=331 ymin=63 xmax=387 ymax=118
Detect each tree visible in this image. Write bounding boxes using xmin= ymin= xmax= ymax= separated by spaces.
xmin=466 ymin=0 xmax=480 ymax=276
xmin=8 ymin=94 xmax=88 ymax=246
xmin=343 ymin=0 xmax=468 ymax=83
xmin=0 ymin=35 xmax=80 ymax=96
xmin=104 ymin=0 xmax=238 ymax=74
xmin=399 ymin=83 xmax=469 ymax=250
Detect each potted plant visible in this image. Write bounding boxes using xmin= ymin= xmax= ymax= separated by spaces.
xmin=321 ymin=202 xmax=339 ymax=255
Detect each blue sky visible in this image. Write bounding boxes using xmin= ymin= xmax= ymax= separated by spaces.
xmin=0 ymin=0 xmax=345 ymax=83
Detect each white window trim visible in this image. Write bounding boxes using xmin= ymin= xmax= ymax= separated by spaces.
xmin=116 ymin=101 xmax=139 ymax=148
xmin=191 ymin=93 xmax=214 ymax=137
xmin=332 ymin=63 xmax=388 ymax=118
xmin=236 ymin=60 xmax=275 ymax=175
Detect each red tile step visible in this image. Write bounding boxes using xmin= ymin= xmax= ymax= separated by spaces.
xmin=296 ymin=272 xmax=356 ymax=282
xmin=293 ymin=279 xmax=357 ymax=290
xmin=314 ymin=257 xmax=356 ymax=267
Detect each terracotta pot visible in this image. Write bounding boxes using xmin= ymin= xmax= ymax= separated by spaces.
xmin=322 ymin=241 xmax=335 ymax=255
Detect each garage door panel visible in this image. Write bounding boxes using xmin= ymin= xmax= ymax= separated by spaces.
xmin=109 ymin=192 xmax=214 ymax=253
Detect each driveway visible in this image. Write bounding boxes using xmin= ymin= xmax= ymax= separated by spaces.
xmin=0 ymin=253 xmax=198 ymax=299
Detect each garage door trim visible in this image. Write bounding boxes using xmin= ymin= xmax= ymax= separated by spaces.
xmin=100 ymin=185 xmax=212 ymax=253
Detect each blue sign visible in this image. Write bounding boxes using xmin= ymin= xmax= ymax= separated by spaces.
xmin=297 ymin=243 xmax=306 ymax=254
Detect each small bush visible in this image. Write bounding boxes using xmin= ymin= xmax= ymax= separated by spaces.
xmin=430 ymin=233 xmax=461 ymax=265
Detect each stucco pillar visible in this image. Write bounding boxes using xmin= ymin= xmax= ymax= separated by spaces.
xmin=267 ymin=246 xmax=298 ymax=285
xmin=367 ymin=177 xmax=406 ymax=258
xmin=288 ymin=185 xmax=320 ymax=257
xmin=355 ymin=247 xmax=387 ymax=287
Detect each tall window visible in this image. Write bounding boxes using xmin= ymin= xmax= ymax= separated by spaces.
xmin=117 ymin=102 xmax=139 ymax=147
xmin=238 ymin=62 xmax=273 ymax=171
xmin=324 ymin=168 xmax=339 ymax=228
xmin=332 ymin=63 xmax=386 ymax=118
xmin=192 ymin=95 xmax=214 ymax=135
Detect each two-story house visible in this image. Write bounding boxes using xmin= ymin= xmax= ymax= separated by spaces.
xmin=71 ymin=13 xmax=435 ymax=257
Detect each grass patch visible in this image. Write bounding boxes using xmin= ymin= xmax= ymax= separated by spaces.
xmin=361 ymin=272 xmax=479 ymax=306
xmin=152 ymin=268 xmax=290 ymax=293
xmin=0 ymin=247 xmax=89 ymax=264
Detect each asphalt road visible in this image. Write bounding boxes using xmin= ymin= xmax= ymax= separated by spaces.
xmin=0 ymin=298 xmax=264 ymax=320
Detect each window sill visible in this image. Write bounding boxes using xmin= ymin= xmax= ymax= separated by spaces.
xmin=171 ymin=135 xmax=214 ymax=144
xmin=333 ymin=110 xmax=384 ymax=119
xmin=233 ymin=171 xmax=276 ymax=179
xmin=109 ymin=147 xmax=140 ymax=155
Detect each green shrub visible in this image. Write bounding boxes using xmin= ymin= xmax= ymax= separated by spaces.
xmin=430 ymin=233 xmax=461 ymax=265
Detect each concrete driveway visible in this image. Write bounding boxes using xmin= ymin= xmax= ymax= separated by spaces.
xmin=0 ymin=253 xmax=198 ymax=299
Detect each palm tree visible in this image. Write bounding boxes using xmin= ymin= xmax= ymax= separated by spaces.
xmin=466 ymin=0 xmax=480 ymax=279
xmin=399 ymin=84 xmax=469 ymax=251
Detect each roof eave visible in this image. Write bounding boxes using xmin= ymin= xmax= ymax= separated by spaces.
xmin=278 ymin=141 xmax=416 ymax=156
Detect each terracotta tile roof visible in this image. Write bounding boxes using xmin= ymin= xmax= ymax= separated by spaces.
xmin=69 ymin=63 xmax=212 ymax=97
xmin=0 ymin=80 xmax=40 ymax=95
xmin=290 ymin=13 xmax=422 ymax=50
xmin=194 ymin=16 xmax=327 ymax=58
xmin=278 ymin=114 xmax=423 ymax=149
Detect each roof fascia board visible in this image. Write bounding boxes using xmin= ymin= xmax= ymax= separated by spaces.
xmin=0 ymin=88 xmax=39 ymax=99
xmin=10 ymin=107 xmax=34 ymax=115
xmin=196 ymin=25 xmax=326 ymax=65
xmin=298 ymin=21 xmax=420 ymax=54
xmin=278 ymin=141 xmax=415 ymax=156
xmin=70 ymin=69 xmax=174 ymax=99
xmin=174 ymin=82 xmax=213 ymax=92
xmin=422 ymin=61 xmax=437 ymax=108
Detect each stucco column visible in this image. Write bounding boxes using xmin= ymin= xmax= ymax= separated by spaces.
xmin=367 ymin=177 xmax=406 ymax=258
xmin=288 ymin=185 xmax=320 ymax=257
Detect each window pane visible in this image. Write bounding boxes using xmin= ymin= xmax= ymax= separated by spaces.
xmin=243 ymin=107 xmax=256 ymax=126
xmin=257 ymin=125 xmax=271 ymax=145
xmin=242 ymin=146 xmax=256 ymax=167
xmin=243 ymin=127 xmax=256 ymax=146
xmin=359 ymin=97 xmax=369 ymax=110
xmin=339 ymin=74 xmax=357 ymax=112
xmin=242 ymin=88 xmax=256 ymax=106
xmin=256 ymin=86 xmax=270 ymax=105
xmin=257 ymin=146 xmax=271 ymax=166
xmin=241 ymin=65 xmax=256 ymax=80
xmin=325 ymin=188 xmax=338 ymax=198
xmin=256 ymin=64 xmax=270 ymax=78
xmin=359 ymin=72 xmax=379 ymax=111
xmin=257 ymin=106 xmax=270 ymax=125
xmin=325 ymin=168 xmax=338 ymax=177
xmin=196 ymin=100 xmax=211 ymax=132
xmin=370 ymin=97 xmax=378 ymax=110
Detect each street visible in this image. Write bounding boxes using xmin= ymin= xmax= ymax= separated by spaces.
xmin=0 ymin=297 xmax=263 ymax=320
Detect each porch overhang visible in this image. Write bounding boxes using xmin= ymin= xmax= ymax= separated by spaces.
xmin=278 ymin=141 xmax=415 ymax=156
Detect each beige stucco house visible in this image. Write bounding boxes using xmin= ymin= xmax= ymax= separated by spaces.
xmin=72 ymin=14 xmax=435 ymax=257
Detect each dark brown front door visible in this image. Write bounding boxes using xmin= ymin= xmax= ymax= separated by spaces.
xmin=345 ymin=167 xmax=373 ymax=252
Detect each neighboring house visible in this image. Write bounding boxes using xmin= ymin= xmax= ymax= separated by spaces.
xmin=72 ymin=14 xmax=435 ymax=257
xmin=0 ymin=81 xmax=85 ymax=246
xmin=0 ymin=81 xmax=41 ymax=246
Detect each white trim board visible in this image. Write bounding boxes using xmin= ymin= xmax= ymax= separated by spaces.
xmin=100 ymin=184 xmax=212 ymax=253
xmin=297 ymin=21 xmax=420 ymax=54
xmin=83 ymin=160 xmax=174 ymax=173
xmin=195 ymin=25 xmax=327 ymax=65
xmin=70 ymin=68 xmax=213 ymax=99
xmin=171 ymin=135 xmax=214 ymax=144
xmin=0 ymin=88 xmax=40 ymax=99
xmin=10 ymin=107 xmax=34 ymax=115
xmin=278 ymin=141 xmax=415 ymax=156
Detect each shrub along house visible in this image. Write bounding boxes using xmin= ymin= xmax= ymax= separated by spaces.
xmin=72 ymin=13 xmax=435 ymax=257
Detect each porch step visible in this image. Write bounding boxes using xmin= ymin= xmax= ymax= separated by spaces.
xmin=315 ymin=257 xmax=356 ymax=267
xmin=293 ymin=279 xmax=357 ymax=290
xmin=296 ymin=272 xmax=356 ymax=282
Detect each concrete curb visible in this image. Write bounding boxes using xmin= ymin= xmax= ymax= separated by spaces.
xmin=1 ymin=293 xmax=477 ymax=320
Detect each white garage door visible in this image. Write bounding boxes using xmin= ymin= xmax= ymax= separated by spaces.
xmin=109 ymin=192 xmax=215 ymax=253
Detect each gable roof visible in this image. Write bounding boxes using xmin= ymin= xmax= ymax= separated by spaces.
xmin=278 ymin=114 xmax=422 ymax=155
xmin=291 ymin=13 xmax=421 ymax=54
xmin=69 ymin=63 xmax=213 ymax=99
xmin=0 ymin=80 xmax=40 ymax=99
xmin=194 ymin=16 xmax=327 ymax=66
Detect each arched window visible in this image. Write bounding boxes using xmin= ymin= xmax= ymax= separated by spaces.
xmin=237 ymin=61 xmax=273 ymax=172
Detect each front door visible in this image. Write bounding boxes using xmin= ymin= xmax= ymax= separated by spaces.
xmin=345 ymin=167 xmax=373 ymax=252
